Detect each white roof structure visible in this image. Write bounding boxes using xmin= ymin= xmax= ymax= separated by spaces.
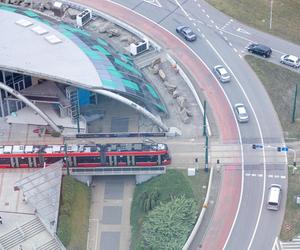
xmin=0 ymin=10 xmax=101 ymax=88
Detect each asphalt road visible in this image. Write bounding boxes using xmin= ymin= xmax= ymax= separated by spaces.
xmin=111 ymin=0 xmax=291 ymax=249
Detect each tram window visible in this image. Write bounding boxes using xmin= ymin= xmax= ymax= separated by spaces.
xmin=135 ymin=155 xmax=158 ymax=162
xmin=77 ymin=156 xmax=100 ymax=163
xmin=19 ymin=157 xmax=29 ymax=165
xmin=161 ymin=154 xmax=170 ymax=161
xmin=0 ymin=158 xmax=11 ymax=164
xmin=117 ymin=156 xmax=128 ymax=163
xmin=44 ymin=157 xmax=62 ymax=164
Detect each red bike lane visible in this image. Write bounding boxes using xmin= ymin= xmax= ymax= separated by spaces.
xmin=73 ymin=1 xmax=242 ymax=248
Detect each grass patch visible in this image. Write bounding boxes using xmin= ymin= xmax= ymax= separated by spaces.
xmin=280 ymin=167 xmax=300 ymax=241
xmin=245 ymin=55 xmax=300 ymax=140
xmin=130 ymin=169 xmax=209 ymax=250
xmin=57 ymin=176 xmax=91 ymax=249
xmin=205 ymin=0 xmax=300 ymax=45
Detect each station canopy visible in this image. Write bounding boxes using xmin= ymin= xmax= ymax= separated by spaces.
xmin=0 ymin=4 xmax=166 ymax=113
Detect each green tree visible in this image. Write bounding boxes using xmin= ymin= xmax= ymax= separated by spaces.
xmin=139 ymin=189 xmax=160 ymax=212
xmin=141 ymin=196 xmax=197 ymax=250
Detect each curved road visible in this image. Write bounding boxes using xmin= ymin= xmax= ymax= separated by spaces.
xmin=74 ymin=0 xmax=293 ymax=249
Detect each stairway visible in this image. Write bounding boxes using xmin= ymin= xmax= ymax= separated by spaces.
xmin=0 ymin=217 xmax=45 ymax=249
xmin=36 ymin=238 xmax=62 ymax=250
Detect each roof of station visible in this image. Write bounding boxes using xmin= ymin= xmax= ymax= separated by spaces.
xmin=0 ymin=4 xmax=166 ymax=113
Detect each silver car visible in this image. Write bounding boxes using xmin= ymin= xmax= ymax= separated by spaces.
xmin=176 ymin=26 xmax=197 ymax=42
xmin=234 ymin=103 xmax=249 ymax=123
xmin=213 ymin=65 xmax=231 ymax=83
xmin=280 ymin=54 xmax=300 ymax=68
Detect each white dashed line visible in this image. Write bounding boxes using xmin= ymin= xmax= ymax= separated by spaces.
xmin=215 ymin=25 xmax=219 ymax=29
xmin=229 ymin=42 xmax=232 ymax=47
xmin=210 ymin=20 xmax=214 ymax=24
xmin=258 ymin=174 xmax=263 ymax=177
xmin=233 ymin=48 xmax=238 ymax=53
xmin=197 ymin=28 xmax=201 ymax=32
xmin=281 ymin=176 xmax=286 ymax=179
xmin=202 ymin=9 xmax=206 ymax=13
xmin=201 ymin=33 xmax=205 ymax=38
xmin=224 ymin=37 xmax=228 ymax=41
xmin=238 ymin=54 xmax=242 ymax=58
xmin=245 ymin=173 xmax=251 ymax=177
xmin=197 ymin=3 xmax=201 ymax=7
xmin=193 ymin=22 xmax=197 ymax=26
xmin=251 ymin=174 xmax=256 ymax=177
xmin=274 ymin=175 xmax=280 ymax=178
xmin=206 ymin=14 xmax=210 ymax=18
xmin=268 ymin=174 xmax=273 ymax=178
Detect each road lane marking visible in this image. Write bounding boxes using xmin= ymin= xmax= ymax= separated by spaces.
xmin=229 ymin=42 xmax=233 ymax=47
xmin=210 ymin=20 xmax=214 ymax=24
xmin=258 ymin=174 xmax=263 ymax=177
xmin=233 ymin=48 xmax=238 ymax=53
xmin=236 ymin=27 xmax=251 ymax=35
xmin=202 ymin=9 xmax=206 ymax=13
xmin=268 ymin=174 xmax=273 ymax=178
xmin=143 ymin=0 xmax=162 ymax=7
xmin=205 ymin=39 xmax=269 ymax=250
xmin=206 ymin=14 xmax=210 ymax=18
xmin=281 ymin=176 xmax=286 ymax=179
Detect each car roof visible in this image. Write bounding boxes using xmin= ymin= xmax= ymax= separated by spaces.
xmin=218 ymin=67 xmax=228 ymax=75
xmin=285 ymin=55 xmax=299 ymax=61
xmin=268 ymin=185 xmax=281 ymax=203
xmin=235 ymin=104 xmax=246 ymax=114
xmin=254 ymin=44 xmax=271 ymax=50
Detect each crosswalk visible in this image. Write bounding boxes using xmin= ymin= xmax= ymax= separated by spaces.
xmin=245 ymin=173 xmax=286 ymax=179
xmin=273 ymin=236 xmax=300 ymax=250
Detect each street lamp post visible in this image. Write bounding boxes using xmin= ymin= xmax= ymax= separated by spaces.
xmin=269 ymin=0 xmax=273 ymax=30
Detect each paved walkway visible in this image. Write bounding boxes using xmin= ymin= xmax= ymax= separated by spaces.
xmin=88 ymin=176 xmax=134 ymax=250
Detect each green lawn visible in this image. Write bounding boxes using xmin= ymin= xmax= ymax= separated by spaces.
xmin=280 ymin=167 xmax=300 ymax=241
xmin=57 ymin=176 xmax=91 ymax=249
xmin=245 ymin=55 xmax=300 ymax=140
xmin=130 ymin=169 xmax=209 ymax=250
xmin=205 ymin=0 xmax=300 ymax=45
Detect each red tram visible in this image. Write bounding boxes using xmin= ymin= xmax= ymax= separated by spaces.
xmin=0 ymin=143 xmax=171 ymax=168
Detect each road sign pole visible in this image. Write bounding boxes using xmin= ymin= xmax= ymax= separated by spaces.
xmin=292 ymin=84 xmax=298 ymax=123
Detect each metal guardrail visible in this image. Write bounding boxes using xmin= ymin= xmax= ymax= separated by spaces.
xmin=75 ymin=132 xmax=166 ymax=138
xmin=68 ymin=166 xmax=166 ymax=175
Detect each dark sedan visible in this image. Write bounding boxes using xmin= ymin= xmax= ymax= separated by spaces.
xmin=176 ymin=26 xmax=197 ymax=42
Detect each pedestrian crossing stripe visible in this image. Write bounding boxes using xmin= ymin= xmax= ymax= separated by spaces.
xmin=245 ymin=173 xmax=286 ymax=179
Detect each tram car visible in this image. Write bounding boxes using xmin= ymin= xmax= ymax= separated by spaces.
xmin=0 ymin=143 xmax=171 ymax=168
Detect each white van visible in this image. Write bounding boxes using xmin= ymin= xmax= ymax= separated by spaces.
xmin=267 ymin=184 xmax=282 ymax=211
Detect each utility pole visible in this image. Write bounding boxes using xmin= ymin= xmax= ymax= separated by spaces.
xmin=292 ymin=84 xmax=298 ymax=123
xmin=269 ymin=0 xmax=273 ymax=30
xmin=203 ymin=100 xmax=207 ymax=136
xmin=205 ymin=134 xmax=208 ymax=172
xmin=64 ymin=144 xmax=70 ymax=176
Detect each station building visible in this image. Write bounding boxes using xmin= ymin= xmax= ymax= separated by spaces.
xmin=0 ymin=4 xmax=168 ymax=134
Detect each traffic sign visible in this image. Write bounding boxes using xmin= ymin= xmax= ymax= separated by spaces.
xmin=252 ymin=144 xmax=263 ymax=149
xmin=277 ymin=146 xmax=288 ymax=152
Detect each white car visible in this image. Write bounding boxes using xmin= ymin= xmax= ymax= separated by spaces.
xmin=280 ymin=54 xmax=300 ymax=68
xmin=213 ymin=65 xmax=231 ymax=83
xmin=234 ymin=103 xmax=249 ymax=123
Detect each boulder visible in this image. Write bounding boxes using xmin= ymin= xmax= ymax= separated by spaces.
xmin=152 ymin=64 xmax=159 ymax=75
xmin=158 ymin=69 xmax=167 ymax=81
xmin=151 ymin=58 xmax=161 ymax=68
xmin=176 ymin=96 xmax=187 ymax=109
xmin=172 ymin=90 xmax=180 ymax=98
